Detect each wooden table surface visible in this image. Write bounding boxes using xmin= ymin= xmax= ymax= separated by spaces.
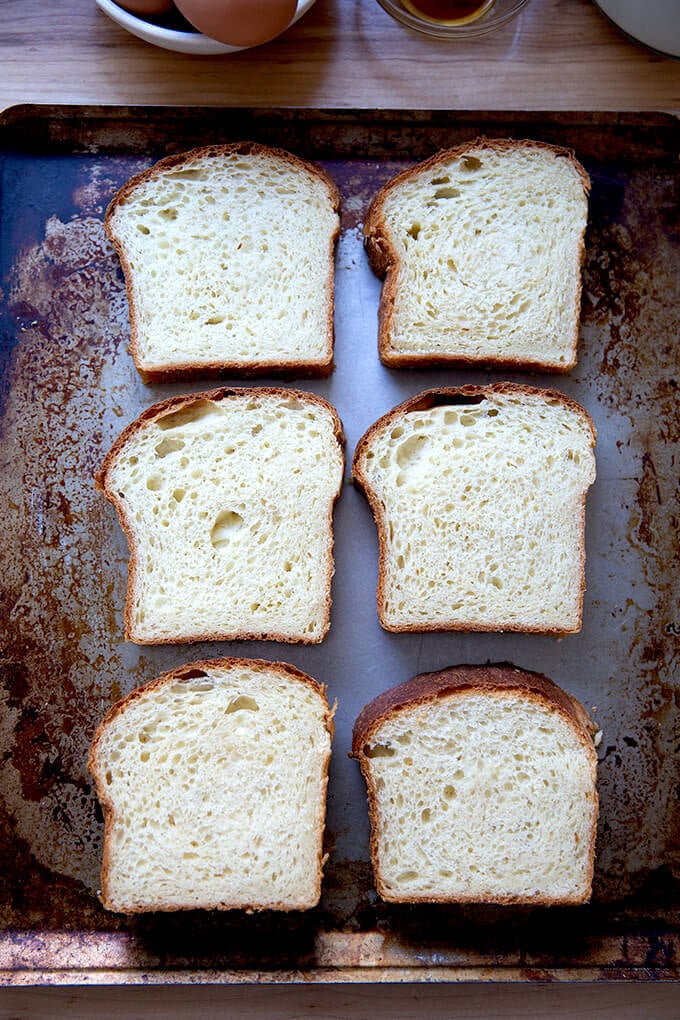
xmin=1 ymin=0 xmax=679 ymax=113
xmin=1 ymin=0 xmax=679 ymax=1016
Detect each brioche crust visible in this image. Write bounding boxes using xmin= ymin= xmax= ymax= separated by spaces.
xmin=352 ymin=663 xmax=599 ymax=906
xmin=352 ymin=663 xmax=599 ymax=757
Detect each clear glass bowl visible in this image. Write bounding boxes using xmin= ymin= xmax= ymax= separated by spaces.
xmin=374 ymin=0 xmax=531 ymax=40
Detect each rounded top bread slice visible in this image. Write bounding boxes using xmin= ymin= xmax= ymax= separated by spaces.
xmin=352 ymin=662 xmax=599 ymax=756
xmin=352 ymin=383 xmax=596 ymax=635
xmin=89 ymin=657 xmax=334 ymax=912
xmin=105 ymin=142 xmax=341 ymax=381
xmin=352 ymin=663 xmax=600 ymax=905
xmin=97 ymin=386 xmax=345 ymax=645
xmin=364 ymin=138 xmax=590 ymax=371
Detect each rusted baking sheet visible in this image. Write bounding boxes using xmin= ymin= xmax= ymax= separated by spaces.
xmin=0 ymin=105 xmax=678 ymax=985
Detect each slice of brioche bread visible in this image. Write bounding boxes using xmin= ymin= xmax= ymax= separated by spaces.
xmin=105 ymin=143 xmax=340 ymax=381
xmin=89 ymin=658 xmax=334 ymax=912
xmin=352 ymin=663 xmax=599 ymax=905
xmin=364 ymin=139 xmax=590 ymax=370
xmin=97 ymin=387 xmax=345 ymax=644
xmin=352 ymin=384 xmax=596 ymax=635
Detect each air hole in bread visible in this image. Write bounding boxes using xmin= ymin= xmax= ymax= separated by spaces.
xmin=365 ymin=743 xmax=396 ymax=759
xmin=425 ymin=393 xmax=486 ymax=410
xmin=396 ymin=870 xmax=419 ymax=883
xmin=146 ymin=475 xmax=162 ymax=491
xmin=406 ymin=222 xmax=421 ymax=240
xmin=395 ymin=434 xmax=430 ymax=470
xmin=154 ymin=437 xmax=185 ymax=458
xmin=167 ymin=168 xmax=207 ymax=181
xmin=225 ymin=695 xmax=259 ymax=714
xmin=156 ymin=400 xmax=220 ymax=431
xmin=462 ymin=155 xmax=483 ymax=170
xmin=211 ymin=509 xmax=244 ymax=549
xmin=433 ymin=187 xmax=460 ymax=200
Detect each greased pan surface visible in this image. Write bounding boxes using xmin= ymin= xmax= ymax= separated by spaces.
xmin=0 ymin=106 xmax=678 ymax=983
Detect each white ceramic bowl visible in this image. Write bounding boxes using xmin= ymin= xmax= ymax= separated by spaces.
xmin=594 ymin=0 xmax=680 ymax=59
xmin=95 ymin=0 xmax=317 ymax=54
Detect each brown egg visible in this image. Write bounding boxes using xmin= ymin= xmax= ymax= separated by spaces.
xmin=174 ymin=0 xmax=298 ymax=47
xmin=115 ymin=0 xmax=175 ymax=14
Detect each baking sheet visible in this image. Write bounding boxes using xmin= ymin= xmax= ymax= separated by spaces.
xmin=0 ymin=105 xmax=678 ymax=984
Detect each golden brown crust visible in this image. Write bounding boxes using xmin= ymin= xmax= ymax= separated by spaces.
xmin=351 ymin=663 xmax=599 ymax=906
xmin=351 ymin=662 xmax=597 ymax=757
xmin=351 ymin=383 xmax=596 ymax=637
xmin=97 ymin=386 xmax=346 ymax=646
xmin=89 ymin=657 xmax=334 ymax=913
xmin=135 ymin=360 xmax=334 ymax=385
xmin=363 ymin=138 xmax=591 ymax=372
xmin=105 ymin=142 xmax=341 ymax=381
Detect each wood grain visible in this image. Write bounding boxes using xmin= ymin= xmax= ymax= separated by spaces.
xmin=0 ymin=0 xmax=679 ymax=113
xmin=2 ymin=981 xmax=680 ymax=1018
